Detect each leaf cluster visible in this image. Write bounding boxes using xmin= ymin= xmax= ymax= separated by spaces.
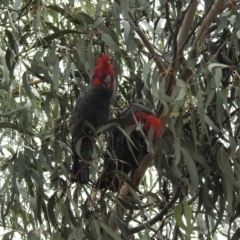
xmin=0 ymin=0 xmax=240 ymax=239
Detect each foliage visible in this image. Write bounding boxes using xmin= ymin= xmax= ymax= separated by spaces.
xmin=0 ymin=0 xmax=240 ymax=239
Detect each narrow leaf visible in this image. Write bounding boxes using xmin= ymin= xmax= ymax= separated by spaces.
xmin=182 ymin=148 xmax=199 ymax=195
xmin=98 ymin=221 xmax=122 ymax=240
xmin=47 ymin=193 xmax=57 ymax=228
xmin=102 ymin=33 xmax=120 ymax=52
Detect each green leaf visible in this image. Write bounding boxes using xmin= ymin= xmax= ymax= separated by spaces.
xmin=217 ymin=147 xmax=240 ymax=187
xmin=183 ymin=198 xmax=193 ymax=235
xmin=87 ymin=40 xmax=95 ymax=73
xmin=182 ymin=139 xmax=208 ymax=168
xmin=237 ymin=29 xmax=240 ymax=39
xmin=205 ymin=89 xmax=215 ymax=108
xmin=214 ymin=68 xmax=222 ymax=89
xmin=65 ymin=198 xmax=79 ymax=227
xmin=229 ymin=137 xmax=236 ymax=158
xmin=221 ymin=89 xmax=231 ymax=116
xmin=143 ymin=59 xmax=154 ymax=91
xmin=42 ymin=200 xmax=50 ymax=230
xmin=212 ymin=195 xmax=225 ymax=232
xmin=93 ymin=219 xmax=103 ymax=240
xmin=47 ymin=193 xmax=57 ymax=228
xmin=32 ymin=30 xmax=83 ymax=48
xmin=5 ymin=30 xmax=16 ymax=53
xmin=46 ymin=5 xmax=65 ymax=15
xmin=77 ymin=38 xmax=87 ymax=64
xmin=73 ymin=12 xmax=94 ymax=25
xmin=102 ymin=33 xmax=121 ymax=52
xmin=170 ymin=107 xmax=182 ymax=165
xmin=175 ymin=87 xmax=186 ymax=102
xmin=119 ymin=0 xmax=133 ymax=26
xmin=37 ymin=193 xmax=43 ymax=225
xmin=98 ymin=221 xmax=123 ymax=240
xmin=30 ymin=197 xmax=38 ymax=224
xmin=44 ymin=21 xmax=60 ymax=33
xmin=112 ymin=2 xmax=122 ymax=35
xmin=0 ymin=122 xmax=34 ymax=136
xmin=159 ymin=79 xmax=174 ymax=102
xmin=27 ymin=230 xmax=40 ymax=240
xmin=2 ymin=231 xmax=14 ymax=240
xmin=123 ymin=21 xmax=134 ymax=55
xmin=204 ymin=114 xmax=219 ymax=132
xmin=115 ymin=125 xmax=137 ymax=149
xmin=174 ymin=203 xmax=186 ymax=230
xmin=196 ymin=91 xmax=206 ymax=138
xmin=174 ymin=136 xmax=181 ymax=165
xmin=67 ymin=227 xmax=84 ymax=240
xmin=97 ymin=117 xmax=133 ymax=133
xmin=208 ymin=63 xmax=229 ymax=71
xmin=52 ymin=56 xmax=59 ymax=93
xmin=182 ymin=148 xmax=199 ymax=195
xmin=22 ymin=72 xmax=32 ymax=99
xmin=216 ymin=91 xmax=223 ymax=128
xmin=93 ymin=17 xmax=106 ymax=28
xmin=224 ymin=177 xmax=234 ymax=215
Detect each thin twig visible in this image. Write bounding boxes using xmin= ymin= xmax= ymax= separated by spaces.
xmin=165 ymin=3 xmax=177 ymax=96
xmin=114 ymin=0 xmax=167 ymax=78
xmin=193 ymin=0 xmax=224 ymax=50
xmin=176 ymin=0 xmax=198 ymax=69
xmin=128 ymin=187 xmax=182 ymax=235
xmin=222 ymin=0 xmax=240 ymax=11
xmin=172 ymin=224 xmax=180 ymax=240
xmin=108 ymin=151 xmax=156 ymax=231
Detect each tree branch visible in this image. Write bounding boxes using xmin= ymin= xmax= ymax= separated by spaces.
xmin=193 ymin=0 xmax=224 ymax=50
xmin=114 ymin=0 xmax=167 ymax=78
xmin=129 ymin=186 xmax=182 ymax=235
xmin=165 ymin=3 xmax=177 ymax=96
xmin=157 ymin=1 xmax=198 ymax=115
xmin=172 ymin=224 xmax=180 ymax=240
xmin=222 ymin=0 xmax=240 ymax=11
xmin=177 ymin=0 xmax=198 ymax=57
xmin=108 ymin=151 xmax=156 ymax=232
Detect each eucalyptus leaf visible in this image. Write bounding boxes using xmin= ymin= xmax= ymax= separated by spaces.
xmin=102 ymin=33 xmax=121 ymax=52
xmin=182 ymin=148 xmax=199 ymax=195
xmin=98 ymin=221 xmax=122 ymax=240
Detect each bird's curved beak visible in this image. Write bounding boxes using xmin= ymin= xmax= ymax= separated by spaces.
xmin=103 ymin=75 xmax=111 ymax=88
